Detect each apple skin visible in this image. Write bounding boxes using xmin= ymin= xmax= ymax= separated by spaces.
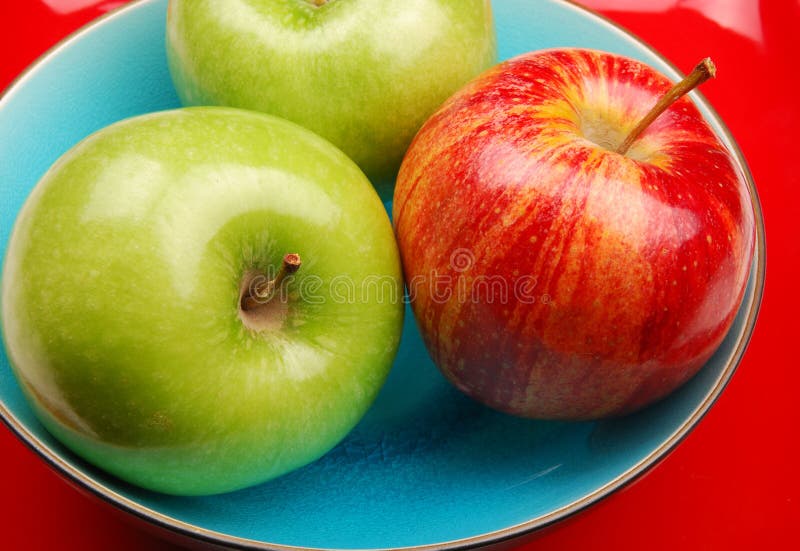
xmin=165 ymin=0 xmax=496 ymax=182
xmin=393 ymin=49 xmax=755 ymax=420
xmin=1 ymin=107 xmax=404 ymax=495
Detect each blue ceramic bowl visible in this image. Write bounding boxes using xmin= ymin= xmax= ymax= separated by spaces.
xmin=0 ymin=0 xmax=765 ymax=549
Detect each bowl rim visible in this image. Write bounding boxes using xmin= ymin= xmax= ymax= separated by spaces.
xmin=0 ymin=0 xmax=767 ymax=549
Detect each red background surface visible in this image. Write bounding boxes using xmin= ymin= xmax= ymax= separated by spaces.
xmin=0 ymin=1 xmax=797 ymax=549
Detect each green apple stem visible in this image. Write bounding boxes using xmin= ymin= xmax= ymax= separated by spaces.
xmin=310 ymin=0 xmax=328 ymax=6
xmin=616 ymin=57 xmax=716 ymax=156
xmin=241 ymin=253 xmax=302 ymax=312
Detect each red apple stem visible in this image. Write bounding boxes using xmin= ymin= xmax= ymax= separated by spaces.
xmin=616 ymin=57 xmax=716 ymax=156
xmin=241 ymin=253 xmax=302 ymax=312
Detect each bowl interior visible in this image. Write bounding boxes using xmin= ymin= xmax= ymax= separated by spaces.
xmin=0 ymin=0 xmax=763 ymax=549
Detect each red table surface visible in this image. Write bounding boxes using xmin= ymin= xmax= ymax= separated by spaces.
xmin=0 ymin=1 xmax=797 ymax=549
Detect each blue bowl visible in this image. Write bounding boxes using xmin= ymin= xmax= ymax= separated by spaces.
xmin=0 ymin=0 xmax=765 ymax=549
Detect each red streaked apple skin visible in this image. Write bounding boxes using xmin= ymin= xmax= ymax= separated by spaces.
xmin=393 ymin=49 xmax=755 ymax=420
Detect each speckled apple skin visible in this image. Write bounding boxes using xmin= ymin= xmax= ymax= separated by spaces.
xmin=166 ymin=0 xmax=497 ymax=182
xmin=393 ymin=49 xmax=755 ymax=420
xmin=2 ymin=108 xmax=404 ymax=495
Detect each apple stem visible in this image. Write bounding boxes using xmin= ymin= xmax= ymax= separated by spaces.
xmin=241 ymin=253 xmax=302 ymax=312
xmin=616 ymin=58 xmax=716 ymax=156
xmin=310 ymin=0 xmax=328 ymax=6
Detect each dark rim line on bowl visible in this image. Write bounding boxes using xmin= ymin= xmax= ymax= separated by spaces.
xmin=0 ymin=1 xmax=766 ymax=550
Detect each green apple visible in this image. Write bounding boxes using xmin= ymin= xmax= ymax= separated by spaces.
xmin=1 ymin=107 xmax=404 ymax=495
xmin=166 ymin=0 xmax=497 ymax=184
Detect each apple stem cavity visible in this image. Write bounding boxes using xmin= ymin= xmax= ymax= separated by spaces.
xmin=309 ymin=0 xmax=329 ymax=6
xmin=241 ymin=253 xmax=302 ymax=312
xmin=616 ymin=57 xmax=716 ymax=156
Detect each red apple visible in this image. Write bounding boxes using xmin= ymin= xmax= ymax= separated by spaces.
xmin=393 ymin=48 xmax=756 ymax=420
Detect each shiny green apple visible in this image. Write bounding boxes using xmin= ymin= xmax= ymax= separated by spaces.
xmin=166 ymin=0 xmax=497 ymax=183
xmin=1 ymin=107 xmax=404 ymax=495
